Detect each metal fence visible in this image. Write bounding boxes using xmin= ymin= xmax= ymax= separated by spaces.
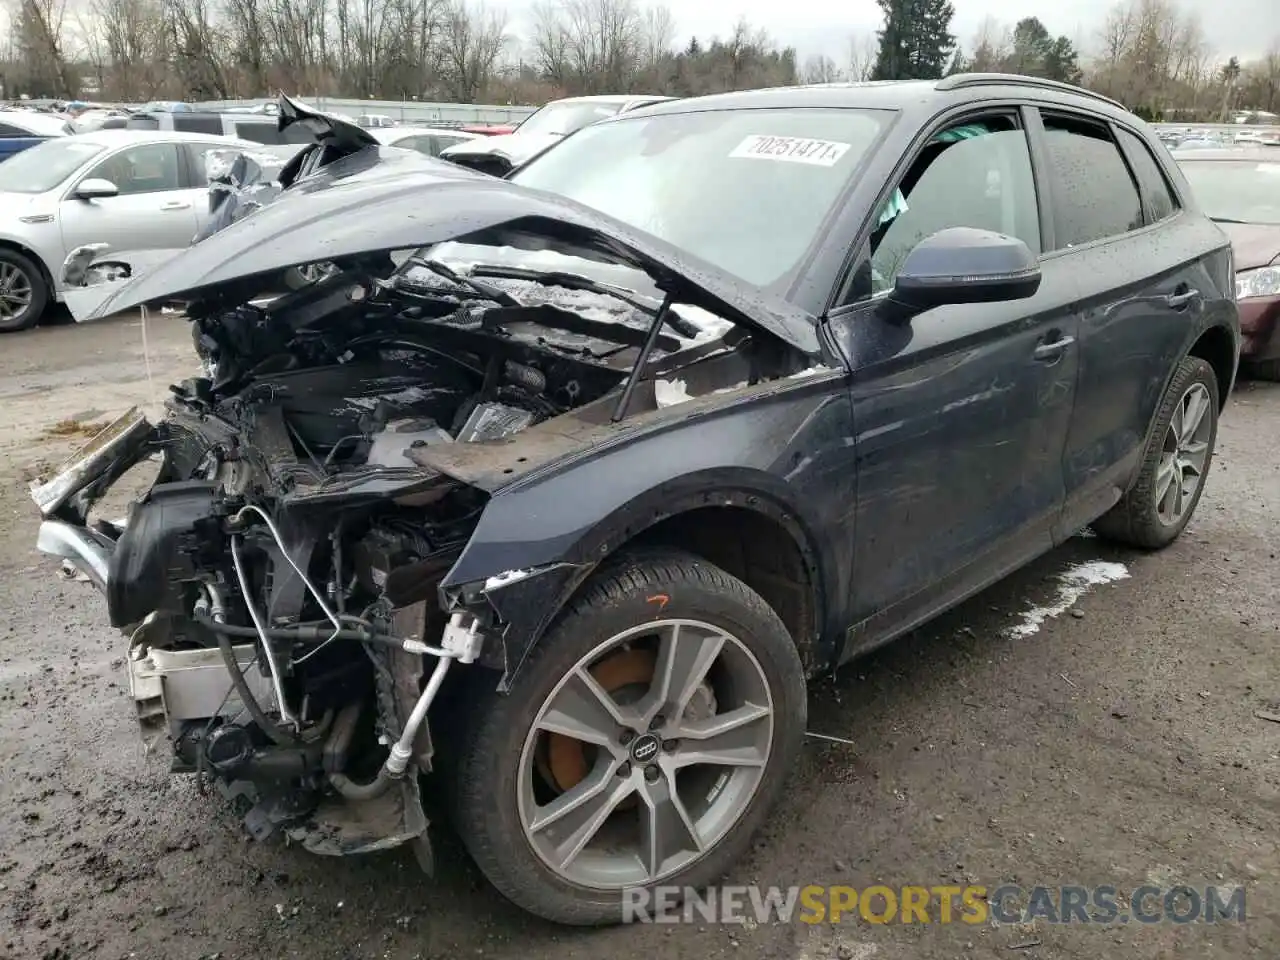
xmin=189 ymin=96 xmax=537 ymax=127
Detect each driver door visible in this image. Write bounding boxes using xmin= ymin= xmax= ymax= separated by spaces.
xmin=824 ymin=108 xmax=1082 ymax=654
xmin=58 ymin=142 xmax=200 ymax=262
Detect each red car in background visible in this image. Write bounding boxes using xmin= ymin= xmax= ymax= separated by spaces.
xmin=458 ymin=123 xmax=518 ymax=135
xmin=1175 ymin=146 xmax=1280 ymax=378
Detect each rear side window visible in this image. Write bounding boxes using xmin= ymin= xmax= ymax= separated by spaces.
xmin=174 ymin=115 xmax=224 ymax=135
xmin=1040 ymin=113 xmax=1143 ymax=249
xmin=235 ymin=121 xmax=283 ymax=144
xmin=1116 ymin=128 xmax=1178 ymax=222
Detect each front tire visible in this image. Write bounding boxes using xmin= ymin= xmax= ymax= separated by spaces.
xmin=452 ymin=550 xmax=807 ymax=925
xmin=0 ymin=248 xmax=48 ymax=333
xmin=1093 ymin=355 xmax=1220 ymax=549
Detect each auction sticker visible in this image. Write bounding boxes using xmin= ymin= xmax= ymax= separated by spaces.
xmin=729 ymin=135 xmax=852 ymax=166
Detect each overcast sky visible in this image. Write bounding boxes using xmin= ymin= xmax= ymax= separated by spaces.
xmin=504 ymin=0 xmax=1275 ymax=67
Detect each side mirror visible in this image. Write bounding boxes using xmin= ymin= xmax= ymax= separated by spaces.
xmin=889 ymin=227 xmax=1041 ymax=318
xmin=74 ymin=178 xmax=119 ymax=200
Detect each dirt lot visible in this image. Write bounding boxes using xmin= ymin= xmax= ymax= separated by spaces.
xmin=0 ymin=314 xmax=1277 ymax=960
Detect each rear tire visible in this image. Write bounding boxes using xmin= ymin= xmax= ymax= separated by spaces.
xmin=0 ymin=248 xmax=48 ymax=333
xmin=451 ymin=549 xmax=807 ymax=925
xmin=1093 ymin=355 xmax=1219 ymax=549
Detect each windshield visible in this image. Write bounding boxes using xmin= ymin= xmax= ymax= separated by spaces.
xmin=510 ymin=107 xmax=891 ymax=288
xmin=0 ymin=139 xmax=106 ymax=194
xmin=1179 ymin=159 xmax=1280 ymax=224
xmin=517 ymin=101 xmax=625 ymax=137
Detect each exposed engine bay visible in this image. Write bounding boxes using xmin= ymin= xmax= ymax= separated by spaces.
xmin=34 ymin=246 xmax=815 ymax=859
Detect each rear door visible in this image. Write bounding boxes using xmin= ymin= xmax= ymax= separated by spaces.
xmin=1034 ymin=110 xmax=1216 ymax=535
xmin=823 ymin=105 xmax=1080 ymax=653
xmin=58 ymin=141 xmax=200 ymax=258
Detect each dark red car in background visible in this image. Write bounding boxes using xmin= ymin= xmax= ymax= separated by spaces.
xmin=1176 ymin=146 xmax=1280 ymax=378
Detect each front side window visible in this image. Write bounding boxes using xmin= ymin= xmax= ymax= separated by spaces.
xmin=1117 ymin=127 xmax=1178 ymax=222
xmin=512 ymin=107 xmax=890 ymax=289
xmin=0 ymin=139 xmax=105 ymax=193
xmin=1041 ymin=113 xmax=1143 ymax=248
xmin=870 ymin=118 xmax=1042 ymax=294
xmin=84 ymin=143 xmax=182 ymax=195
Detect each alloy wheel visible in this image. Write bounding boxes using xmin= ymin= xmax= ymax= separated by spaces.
xmin=1155 ymin=382 xmax=1213 ymax=525
xmin=0 ymin=262 xmax=33 ymax=323
xmin=516 ymin=619 xmax=774 ymax=889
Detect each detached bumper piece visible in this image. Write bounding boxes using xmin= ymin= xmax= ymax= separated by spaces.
xmin=35 ymin=521 xmax=115 ymax=592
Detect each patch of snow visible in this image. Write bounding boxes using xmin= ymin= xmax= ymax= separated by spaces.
xmin=1005 ymin=560 xmax=1130 ymax=639
xmin=655 ymin=378 xmax=692 ymax=408
xmin=789 ymin=365 xmax=831 ymax=379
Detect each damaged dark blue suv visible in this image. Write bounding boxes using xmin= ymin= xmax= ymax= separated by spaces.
xmin=31 ymin=75 xmax=1239 ymax=925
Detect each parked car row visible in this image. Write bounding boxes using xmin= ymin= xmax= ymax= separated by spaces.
xmin=27 ymin=76 xmax=1240 ymax=927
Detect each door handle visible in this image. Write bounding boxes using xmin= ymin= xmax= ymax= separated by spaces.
xmin=160 ymin=201 xmax=191 ymax=211
xmin=1033 ymin=335 xmax=1076 ymax=361
xmin=1165 ymin=287 xmax=1200 ymax=309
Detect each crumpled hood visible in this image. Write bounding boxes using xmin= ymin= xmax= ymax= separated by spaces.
xmin=81 ymin=153 xmax=820 ymax=354
xmin=1219 ymin=222 xmax=1280 ymax=271
xmin=439 ymin=132 xmax=564 ymax=168
xmin=276 ymin=92 xmax=378 ymax=152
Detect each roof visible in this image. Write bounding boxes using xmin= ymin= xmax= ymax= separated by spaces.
xmin=0 ymin=110 xmax=73 ymax=136
xmin=1171 ymin=146 xmax=1280 ymax=162
xmin=68 ymin=128 xmax=255 ymax=149
xmin=552 ymin=94 xmax=672 ymax=106
xmin=627 ymin=75 xmax=1134 ymax=122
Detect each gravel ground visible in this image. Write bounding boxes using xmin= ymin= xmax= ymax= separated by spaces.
xmin=0 ymin=314 xmax=1276 ymax=960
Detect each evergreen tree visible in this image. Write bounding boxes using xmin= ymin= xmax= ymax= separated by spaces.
xmin=871 ymin=0 xmax=957 ymax=81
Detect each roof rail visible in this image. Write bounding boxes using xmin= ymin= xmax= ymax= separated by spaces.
xmin=936 ymin=73 xmax=1126 ymax=111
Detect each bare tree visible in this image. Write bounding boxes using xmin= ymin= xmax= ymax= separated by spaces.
xmin=636 ymin=2 xmax=672 ymax=73
xmin=801 ymin=53 xmax=839 ymax=84
xmin=968 ymin=15 xmax=1010 ymax=73
xmin=846 ymin=30 xmax=876 ymax=81
xmin=10 ymin=0 xmax=76 ymax=96
xmin=439 ymin=0 xmax=507 ymax=101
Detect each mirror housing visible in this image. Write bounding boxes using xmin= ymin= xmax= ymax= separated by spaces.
xmin=889 ymin=227 xmax=1041 ymax=317
xmin=74 ymin=178 xmax=119 ymax=200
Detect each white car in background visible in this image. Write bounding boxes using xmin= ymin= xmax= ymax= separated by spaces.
xmin=439 ymin=94 xmax=676 ymax=176
xmin=368 ymin=124 xmax=481 ymax=157
xmin=0 ymin=129 xmax=257 ymax=332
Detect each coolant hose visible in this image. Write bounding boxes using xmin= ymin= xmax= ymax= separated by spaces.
xmin=323 ymin=700 xmax=396 ymax=801
xmin=328 ymin=768 xmax=395 ymax=802
xmin=215 ymin=629 xmax=296 ymax=747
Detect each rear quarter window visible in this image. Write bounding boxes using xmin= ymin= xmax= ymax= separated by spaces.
xmin=235 ymin=121 xmax=283 ymax=144
xmin=1116 ymin=128 xmax=1178 ymax=222
xmin=0 ymin=122 xmax=29 ymax=137
xmin=173 ymin=115 xmax=225 ymax=135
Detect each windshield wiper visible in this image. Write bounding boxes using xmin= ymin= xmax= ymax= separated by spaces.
xmin=1209 ymin=216 xmax=1250 ymax=224
xmin=402 ymin=256 xmax=521 ymax=306
xmin=466 ymin=263 xmax=703 ymax=339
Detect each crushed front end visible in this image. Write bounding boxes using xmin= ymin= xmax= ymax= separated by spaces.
xmin=27 ymin=233 xmax=773 ymax=862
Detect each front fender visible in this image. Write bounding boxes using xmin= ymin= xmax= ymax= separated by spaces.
xmin=438 ymin=385 xmax=855 ymax=690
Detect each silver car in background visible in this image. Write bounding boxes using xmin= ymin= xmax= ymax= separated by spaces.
xmin=367 ymin=125 xmax=481 ymax=157
xmin=0 ymin=129 xmax=256 ymax=332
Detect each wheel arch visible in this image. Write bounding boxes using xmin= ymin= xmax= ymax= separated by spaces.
xmin=0 ymin=237 xmax=55 ymax=296
xmin=1186 ymin=322 xmax=1238 ymax=409
xmin=461 ymin=480 xmax=831 ymax=692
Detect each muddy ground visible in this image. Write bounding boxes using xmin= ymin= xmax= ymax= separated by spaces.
xmin=0 ymin=314 xmax=1276 ymax=960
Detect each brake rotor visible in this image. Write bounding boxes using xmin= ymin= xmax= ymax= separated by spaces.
xmin=540 ymin=647 xmax=657 ymax=793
